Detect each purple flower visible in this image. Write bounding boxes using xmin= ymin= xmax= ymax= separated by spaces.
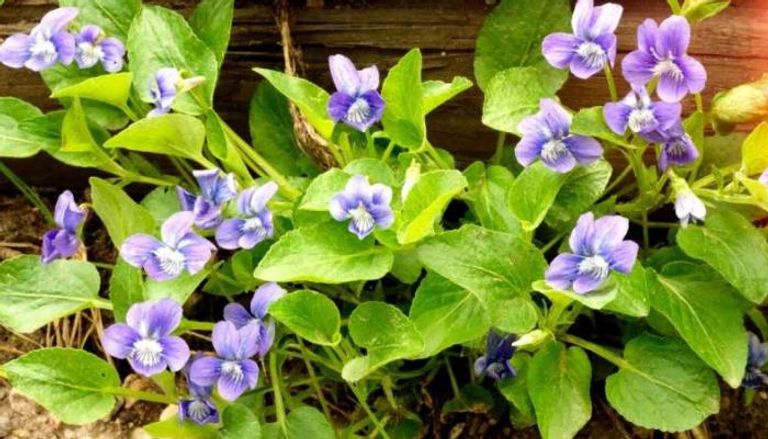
xmin=658 ymin=126 xmax=699 ymax=171
xmin=120 ymin=211 xmax=216 ymax=281
xmin=177 ymin=169 xmax=238 ymax=230
xmin=545 ymin=212 xmax=638 ymax=294
xmin=759 ymin=170 xmax=768 ymax=186
xmin=329 ymin=175 xmax=394 ymax=239
xmin=515 ymin=99 xmax=603 ymax=173
xmin=474 ymin=331 xmax=517 ymax=381
xmin=223 ymin=282 xmax=286 ymax=357
xmin=742 ymin=332 xmax=768 ymax=389
xmin=74 ymin=25 xmax=125 ymax=73
xmin=621 ymin=16 xmax=706 ymax=103
xmin=674 ymin=191 xmax=706 ymax=228
xmin=215 ymin=182 xmax=278 ymax=250
xmin=0 ymin=7 xmax=77 ymax=71
xmin=542 ymin=0 xmax=623 ymax=79
xmin=148 ymin=67 xmax=180 ymax=117
xmin=189 ymin=321 xmax=261 ymax=401
xmin=179 ymin=354 xmax=219 ymax=425
xmin=41 ymin=190 xmax=86 ymax=264
xmin=102 ymin=298 xmax=190 ymax=377
xmin=327 ymin=54 xmax=385 ymax=132
xmin=603 ymin=85 xmax=681 ymax=142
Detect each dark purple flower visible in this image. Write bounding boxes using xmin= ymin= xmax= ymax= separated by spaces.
xmin=759 ymin=170 xmax=768 ymax=187
xmin=102 ymin=298 xmax=190 ymax=377
xmin=327 ymin=54 xmax=385 ymax=132
xmin=120 ymin=211 xmax=216 ymax=281
xmin=41 ymin=190 xmax=86 ymax=264
xmin=0 ymin=7 xmax=77 ymax=72
xmin=178 ymin=169 xmax=238 ymax=230
xmin=329 ymin=175 xmax=394 ymax=239
xmin=742 ymin=332 xmax=768 ymax=389
xmin=516 ymin=99 xmax=603 ymax=173
xmin=658 ymin=126 xmax=699 ymax=171
xmin=474 ymin=331 xmax=517 ymax=381
xmin=215 ymin=182 xmax=277 ymax=250
xmin=603 ymin=85 xmax=681 ymax=142
xmin=74 ymin=25 xmax=125 ymax=73
xmin=546 ymin=212 xmax=638 ymax=294
xmin=179 ymin=354 xmax=219 ymax=425
xmin=223 ymin=282 xmax=286 ymax=357
xmin=542 ymin=0 xmax=623 ymax=79
xmin=189 ymin=321 xmax=261 ymax=401
xmin=621 ymin=16 xmax=706 ymax=103
xmin=148 ymin=67 xmax=180 ymax=117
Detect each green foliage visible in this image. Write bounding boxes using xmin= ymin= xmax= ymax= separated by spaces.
xmin=741 ymin=122 xmax=768 ymax=176
xmin=546 ymin=159 xmax=613 ymax=230
xmin=219 ymin=403 xmax=262 ymax=439
xmin=189 ymin=0 xmax=235 ymax=67
xmin=51 ymin=73 xmax=134 ymax=113
xmin=397 ymin=169 xmax=467 ymax=244
xmin=509 ymin=162 xmax=569 ymax=231
xmin=60 ymin=0 xmax=140 ymax=39
xmin=422 ymin=77 xmax=473 ymax=114
xmin=381 ymin=49 xmax=426 ymax=149
xmin=463 ymin=162 xmax=522 ymax=234
xmin=109 ymin=260 xmax=145 ymax=322
xmin=270 ymin=290 xmax=342 ymax=346
xmin=104 ymin=114 xmax=207 ymax=162
xmin=90 ymin=177 xmax=156 ymax=247
xmin=570 ymin=107 xmax=632 ymax=148
xmin=0 ymin=98 xmax=45 ymax=158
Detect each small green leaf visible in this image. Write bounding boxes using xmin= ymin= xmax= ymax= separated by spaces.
xmin=90 ymin=177 xmax=156 ymax=247
xmin=397 ymin=169 xmax=467 ymax=244
xmin=463 ymin=162 xmax=522 ymax=235
xmin=219 ymin=403 xmax=261 ymax=439
xmin=206 ymin=111 xmax=249 ymax=179
xmin=141 ymin=186 xmax=182 ymax=227
xmin=546 ymin=159 xmax=613 ymax=231
xmin=533 ymin=279 xmax=617 ymax=310
xmin=143 ymin=418 xmax=217 ymax=439
xmin=0 ymin=97 xmax=43 ymax=121
xmin=283 ymin=406 xmax=335 ymax=439
xmin=0 ymin=115 xmax=44 ymax=158
xmin=60 ymin=0 xmax=140 ymax=39
xmin=498 ymin=354 xmax=536 ymax=428
xmin=742 ymin=122 xmax=768 ymax=176
xmin=570 ymin=107 xmax=631 ymax=148
xmin=508 ymin=162 xmax=569 ymax=231
xmin=145 ymin=270 xmax=209 ymax=304
xmin=61 ymin=98 xmax=99 ymax=152
xmin=602 ymin=263 xmax=651 ymax=318
xmin=109 ymin=260 xmax=145 ymax=322
xmin=104 ymin=114 xmax=207 ymax=162
xmin=298 ymin=168 xmax=349 ymax=211
xmin=682 ymin=0 xmax=731 ymax=23
xmin=422 ymin=77 xmax=472 ymax=114
xmin=270 ymin=290 xmax=341 ymax=346
xmin=51 ymin=73 xmax=133 ymax=111
xmin=343 ymin=158 xmax=396 ymax=186
xmin=189 ymin=0 xmax=234 ymax=67
xmin=382 ymin=49 xmax=426 ymax=149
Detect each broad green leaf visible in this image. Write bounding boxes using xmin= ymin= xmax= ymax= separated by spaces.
xmin=533 ymin=279 xmax=617 ymax=310
xmin=397 ymin=169 xmax=467 ymax=244
xmin=61 ymin=98 xmax=99 ymax=152
xmin=473 ymin=0 xmax=570 ymax=91
xmin=344 ymin=158 xmax=396 ymax=186
xmin=109 ymin=260 xmax=145 ymax=322
xmin=546 ymin=159 xmax=612 ymax=231
xmin=650 ymin=262 xmax=747 ymax=387
xmin=0 ymin=256 xmax=101 ymax=333
xmin=141 ymin=186 xmax=182 ymax=227
xmin=219 ymin=403 xmax=261 ymax=439
xmin=143 ymin=418 xmax=217 ymax=438
xmin=508 ymin=162 xmax=569 ymax=231
xmin=189 ymin=0 xmax=234 ymax=66
xmin=605 ymin=333 xmax=720 ymax=431
xmin=60 ymin=0 xmax=140 ymax=39
xmin=602 ymin=264 xmax=651 ymax=318
xmin=278 ymin=406 xmax=335 ymax=439
xmin=269 ymin=290 xmax=341 ymax=346
xmin=298 ymin=168 xmax=349 ymax=211
xmin=342 ymin=301 xmax=424 ymax=382
xmin=498 ymin=354 xmax=535 ymax=428
xmin=742 ymin=122 xmax=768 ymax=176
xmin=253 ymin=68 xmax=334 ymax=138
xmin=0 ymin=97 xmax=42 ymax=121
xmin=381 ymin=49 xmax=425 ymax=149
xmin=51 ymin=73 xmax=133 ymax=112
xmin=90 ymin=177 xmax=156 ymax=247
xmin=682 ymin=0 xmax=731 ymax=23
xmin=740 ymin=174 xmax=768 ymax=210
xmin=462 ymin=162 xmax=522 ymax=236
xmin=0 ymin=115 xmax=44 ymax=158
xmin=254 ymin=222 xmax=393 ymax=283
xmin=206 ymin=110 xmax=250 ymax=179
xmin=145 ymin=270 xmax=209 ymax=304
xmin=49 ymin=107 xmax=120 ymax=171
xmin=677 ymin=209 xmax=768 ymax=303
xmin=3 ymin=348 xmax=121 ymax=425
xmin=422 ymin=76 xmax=472 ymax=115
xmin=570 ymin=107 xmax=632 ymax=148
xmin=104 ymin=114 xmax=207 ymax=162
xmin=528 ymin=342 xmax=592 ymax=439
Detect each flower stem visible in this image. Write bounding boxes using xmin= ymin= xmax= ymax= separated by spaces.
xmin=349 ymin=384 xmax=391 ymax=439
xmin=560 ymin=334 xmax=628 ymax=369
xmin=694 ymin=93 xmax=704 ymax=113
xmin=667 ymin=0 xmax=682 ymax=14
xmin=492 ymin=132 xmax=507 ymax=165
xmin=380 ymin=139 xmax=395 ymax=163
xmin=0 ymin=161 xmax=54 ymax=225
xmin=90 ymin=297 xmax=113 ymax=311
xmin=423 ymin=141 xmax=449 ymax=169
xmin=603 ymin=65 xmax=619 ymax=102
xmin=269 ymin=351 xmax=289 ymax=437
xmin=178 ymin=320 xmax=215 ymax=332
xmin=296 ymin=338 xmax=334 ymax=426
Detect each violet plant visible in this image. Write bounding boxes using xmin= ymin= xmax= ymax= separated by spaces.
xmin=0 ymin=0 xmax=767 ymax=438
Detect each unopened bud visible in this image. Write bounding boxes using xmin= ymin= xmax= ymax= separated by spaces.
xmin=511 ymin=329 xmax=550 ymax=350
xmin=401 ymin=160 xmax=421 ymax=202
xmin=712 ymin=75 xmax=768 ymax=134
xmin=178 ymin=75 xmax=206 ymax=93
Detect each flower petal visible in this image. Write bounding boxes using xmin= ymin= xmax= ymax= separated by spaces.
xmin=564 ymin=135 xmax=602 ymax=165
xmin=327 ymin=91 xmax=355 ymax=122
xmin=539 ymin=99 xmax=572 ymax=137
xmin=636 ymin=18 xmax=659 ymax=54
xmin=177 ymin=234 xmax=215 ymax=275
xmin=161 ymin=211 xmax=196 ymax=247
xmin=653 ymin=101 xmax=683 ymax=132
xmin=591 ymin=215 xmax=629 ymax=252
xmin=189 ymin=356 xmax=223 ymax=387
xmin=369 ymin=204 xmax=394 ymax=229
xmin=128 ymin=354 xmax=168 ymax=377
xmin=144 ymin=298 xmax=184 ymax=337
xmin=241 ymin=358 xmax=260 ymax=391
xmin=569 ymin=212 xmax=595 ymax=255
xmin=514 ymin=136 xmax=544 ymax=168
xmin=215 ymin=218 xmax=245 ymax=250
xmin=0 ymin=33 xmax=32 ymax=68
xmin=605 ymin=240 xmax=639 ymax=274
xmin=77 ymin=25 xmax=102 ymax=44
xmin=216 ymin=365 xmax=249 ymax=401
xmin=328 ymin=54 xmax=361 ymax=95
xmin=35 ymin=7 xmax=78 ymax=35
xmin=545 ymin=253 xmax=583 ymax=291
xmin=657 ymin=70 xmax=688 ymax=103
xmin=603 ymin=101 xmax=631 ymax=135
xmin=223 ymin=303 xmax=254 ymax=329
xmin=656 ymin=15 xmax=690 ymax=58
xmin=212 ymin=320 xmax=240 ymax=360
xmin=160 ymin=335 xmax=191 ymax=371
xmin=571 ymin=0 xmax=594 ymax=38
xmin=50 ymin=31 xmax=75 ymax=65
xmin=121 ymin=234 xmax=163 ymax=268
xmin=540 ymin=149 xmax=577 ymax=173
xmin=357 ymin=65 xmax=380 ymax=92
xmin=590 ymin=3 xmax=623 ymax=36
xmin=541 ymin=33 xmax=579 ymax=69
xmin=102 ymin=323 xmax=140 ymax=359
xmin=239 ymin=181 xmax=278 ymax=216
xmin=329 ymin=194 xmax=352 ymax=221
xmin=256 ymin=321 xmax=276 ymax=357
xmin=237 ymin=321 xmax=263 ymax=359
xmin=54 ymin=190 xmax=85 ymax=232
xmin=100 ymin=37 xmax=125 ymax=73
xmin=621 ymin=50 xmax=656 ymax=87
xmin=250 ymin=283 xmax=287 ymax=319
xmin=678 ymin=55 xmax=707 ymax=95
xmin=572 ymin=272 xmax=607 ymax=294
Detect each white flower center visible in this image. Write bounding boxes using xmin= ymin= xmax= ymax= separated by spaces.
xmin=221 ymin=360 xmax=244 ymax=382
xmin=653 ymin=58 xmax=683 ymax=81
xmin=242 ymin=216 xmax=264 ymax=233
xmin=131 ymin=338 xmax=163 ymax=367
xmin=349 ymin=203 xmax=375 ymax=234
xmin=578 ymin=255 xmax=610 ymax=280
xmin=187 ymin=400 xmax=212 ymax=422
xmin=76 ymin=42 xmax=104 ymax=66
xmin=575 ymin=41 xmax=607 ymax=68
xmin=346 ymin=98 xmax=371 ymax=125
xmin=29 ymin=37 xmax=57 ymax=63
xmin=541 ymin=140 xmax=568 ymax=163
xmin=627 ymin=109 xmax=657 ymax=132
xmin=153 ymin=246 xmax=186 ymax=277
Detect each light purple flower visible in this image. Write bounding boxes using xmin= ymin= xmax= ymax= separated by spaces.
xmin=329 ymin=175 xmax=394 ymax=239
xmin=603 ymin=85 xmax=681 ymax=142
xmin=41 ymin=190 xmax=86 ymax=264
xmin=102 ymin=298 xmax=190 ymax=377
xmin=215 ymin=182 xmax=277 ymax=250
xmin=621 ymin=16 xmax=706 ymax=103
xmin=223 ymin=282 xmax=286 ymax=357
xmin=189 ymin=321 xmax=261 ymax=401
xmin=759 ymin=170 xmax=768 ymax=186
xmin=179 ymin=354 xmax=219 ymax=425
xmin=743 ymin=332 xmax=768 ymax=389
xmin=658 ymin=126 xmax=699 ymax=171
xmin=0 ymin=7 xmax=77 ymax=71
xmin=178 ymin=169 xmax=238 ymax=230
xmin=515 ymin=99 xmax=603 ymax=173
xmin=545 ymin=212 xmax=638 ymax=294
xmin=120 ymin=211 xmax=216 ymax=281
xmin=148 ymin=67 xmax=180 ymax=117
xmin=74 ymin=25 xmax=125 ymax=73
xmin=327 ymin=54 xmax=385 ymax=132
xmin=542 ymin=0 xmax=623 ymax=79
xmin=674 ymin=191 xmax=706 ymax=227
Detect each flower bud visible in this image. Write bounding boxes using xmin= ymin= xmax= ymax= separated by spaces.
xmin=401 ymin=160 xmax=421 ymax=202
xmin=712 ymin=75 xmax=768 ymax=134
xmin=681 ymin=0 xmax=730 ymax=23
xmin=511 ymin=329 xmax=551 ymax=350
xmin=670 ymin=174 xmax=706 ymax=227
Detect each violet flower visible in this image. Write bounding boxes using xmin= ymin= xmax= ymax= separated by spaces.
xmin=542 ymin=0 xmax=623 ymax=79
xmin=742 ymin=332 xmax=768 ymax=389
xmin=189 ymin=321 xmax=261 ymax=401
xmin=329 ymin=175 xmax=394 ymax=239
xmin=41 ymin=190 xmax=86 ymax=264
xmin=223 ymin=282 xmax=286 ymax=357
xmin=474 ymin=331 xmax=517 ymax=381
xmin=177 ymin=169 xmax=238 ymax=230
xmin=148 ymin=67 xmax=181 ymax=117
xmin=674 ymin=191 xmax=706 ymax=228
xmin=215 ymin=182 xmax=277 ymax=250
xmin=179 ymin=354 xmax=219 ymax=425
xmin=658 ymin=126 xmax=699 ymax=171
xmin=74 ymin=25 xmax=125 ymax=72
xmin=0 ymin=7 xmax=77 ymax=71
xmin=621 ymin=16 xmax=706 ymax=103
xmin=120 ymin=211 xmax=216 ymax=281
xmin=515 ymin=99 xmax=603 ymax=173
xmin=545 ymin=212 xmax=638 ymax=294
xmin=759 ymin=170 xmax=768 ymax=186
xmin=102 ymin=298 xmax=190 ymax=377
xmin=603 ymin=85 xmax=681 ymax=142
xmin=327 ymin=54 xmax=385 ymax=132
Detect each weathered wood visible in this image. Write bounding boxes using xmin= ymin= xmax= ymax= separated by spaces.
xmin=0 ymin=0 xmax=766 ymax=187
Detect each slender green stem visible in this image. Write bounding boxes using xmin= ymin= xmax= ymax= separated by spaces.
xmin=603 ymin=65 xmax=618 ymax=102
xmin=444 ymin=355 xmax=461 ymax=400
xmin=694 ymin=93 xmax=704 ymax=114
xmin=641 ymin=210 xmax=650 ymax=251
xmin=748 ymin=308 xmax=768 ymax=341
xmin=119 ymin=104 xmax=140 ymax=122
xmin=169 ymin=157 xmax=196 ymax=187
xmin=541 ymin=232 xmax=566 ymax=254
xmin=269 ymin=351 xmax=289 ymax=437
xmin=349 ymin=384 xmax=391 ymax=439
xmin=104 ymin=386 xmax=176 ymax=404
xmin=545 ymin=295 xmax=574 ymax=330
xmin=423 ymin=141 xmax=449 ymax=169
xmin=639 ymin=221 xmax=680 ymax=229
xmin=0 ymin=161 xmax=54 ymax=225
xmin=605 ymin=165 xmax=633 ymax=194
xmin=667 ymin=0 xmax=682 ymax=14
xmin=380 ymin=139 xmax=395 ymax=163
xmin=90 ymin=297 xmax=113 ymax=311
xmin=91 ymin=262 xmax=114 ymax=270
xmin=125 ymin=173 xmax=177 ymax=187
xmin=691 ymin=164 xmax=739 ymax=189
xmin=296 ymin=338 xmax=334 ymax=425
xmin=492 ymin=132 xmax=507 ymax=165
xmin=178 ymin=320 xmax=215 ymax=332
xmin=560 ymin=334 xmax=627 ymax=368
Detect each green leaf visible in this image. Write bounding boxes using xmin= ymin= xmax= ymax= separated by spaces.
xmin=61 ymin=98 xmax=99 ymax=153
xmin=206 ymin=111 xmax=250 ymax=179
xmin=742 ymin=122 xmax=768 ymax=176
xmin=0 ymin=97 xmax=43 ymax=121
xmin=342 ymin=301 xmax=424 ymax=382
xmin=602 ymin=263 xmax=651 ymax=318
xmin=51 ymin=73 xmax=133 ymax=112
xmin=343 ymin=159 xmax=396 ymax=186
xmin=605 ymin=333 xmax=721 ymax=432
xmin=473 ymin=0 xmax=570 ymax=91
xmin=90 ymin=177 xmax=156 ymax=247
xmin=682 ymin=0 xmax=731 ymax=23
xmin=278 ymin=406 xmax=335 ymax=439
xmin=498 ymin=354 xmax=536 ymax=428
xmin=0 ymin=256 xmax=101 ymax=333
xmin=533 ymin=279 xmax=617 ymax=310
xmin=508 ymin=162 xmax=569 ymax=231
xmin=462 ymin=162 xmax=522 ymax=235
xmin=270 ymin=290 xmax=341 ymax=346
xmin=397 ymin=169 xmax=467 ymax=244
xmin=141 ymin=186 xmax=182 ymax=227
xmin=145 ymin=270 xmax=209 ymax=304
xmin=104 ymin=114 xmax=207 ymax=162
xmin=546 ymin=159 xmax=613 ymax=230
xmin=422 ymin=76 xmax=472 ymax=115
xmin=650 ymin=262 xmax=748 ymax=387
xmin=570 ymin=107 xmax=632 ymax=148
xmin=0 ymin=115 xmax=44 ymax=158
xmin=189 ymin=0 xmax=234 ymax=66
xmin=254 ymin=222 xmax=393 ymax=283
xmin=60 ymin=0 xmax=140 ymax=39
xmin=381 ymin=49 xmax=426 ymax=149
xmin=528 ymin=342 xmax=592 ymax=439
xmin=109 ymin=260 xmax=145 ymax=322
xmin=128 ymin=5 xmax=218 ymax=113
xmin=253 ymin=68 xmax=334 ymax=138
xmin=3 ymin=348 xmax=121 ymax=425
xmin=143 ymin=418 xmax=217 ymax=438
xmin=219 ymin=403 xmax=261 ymax=439
xmin=677 ymin=209 xmax=768 ymax=303
xmin=298 ymin=168 xmax=349 ymax=211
